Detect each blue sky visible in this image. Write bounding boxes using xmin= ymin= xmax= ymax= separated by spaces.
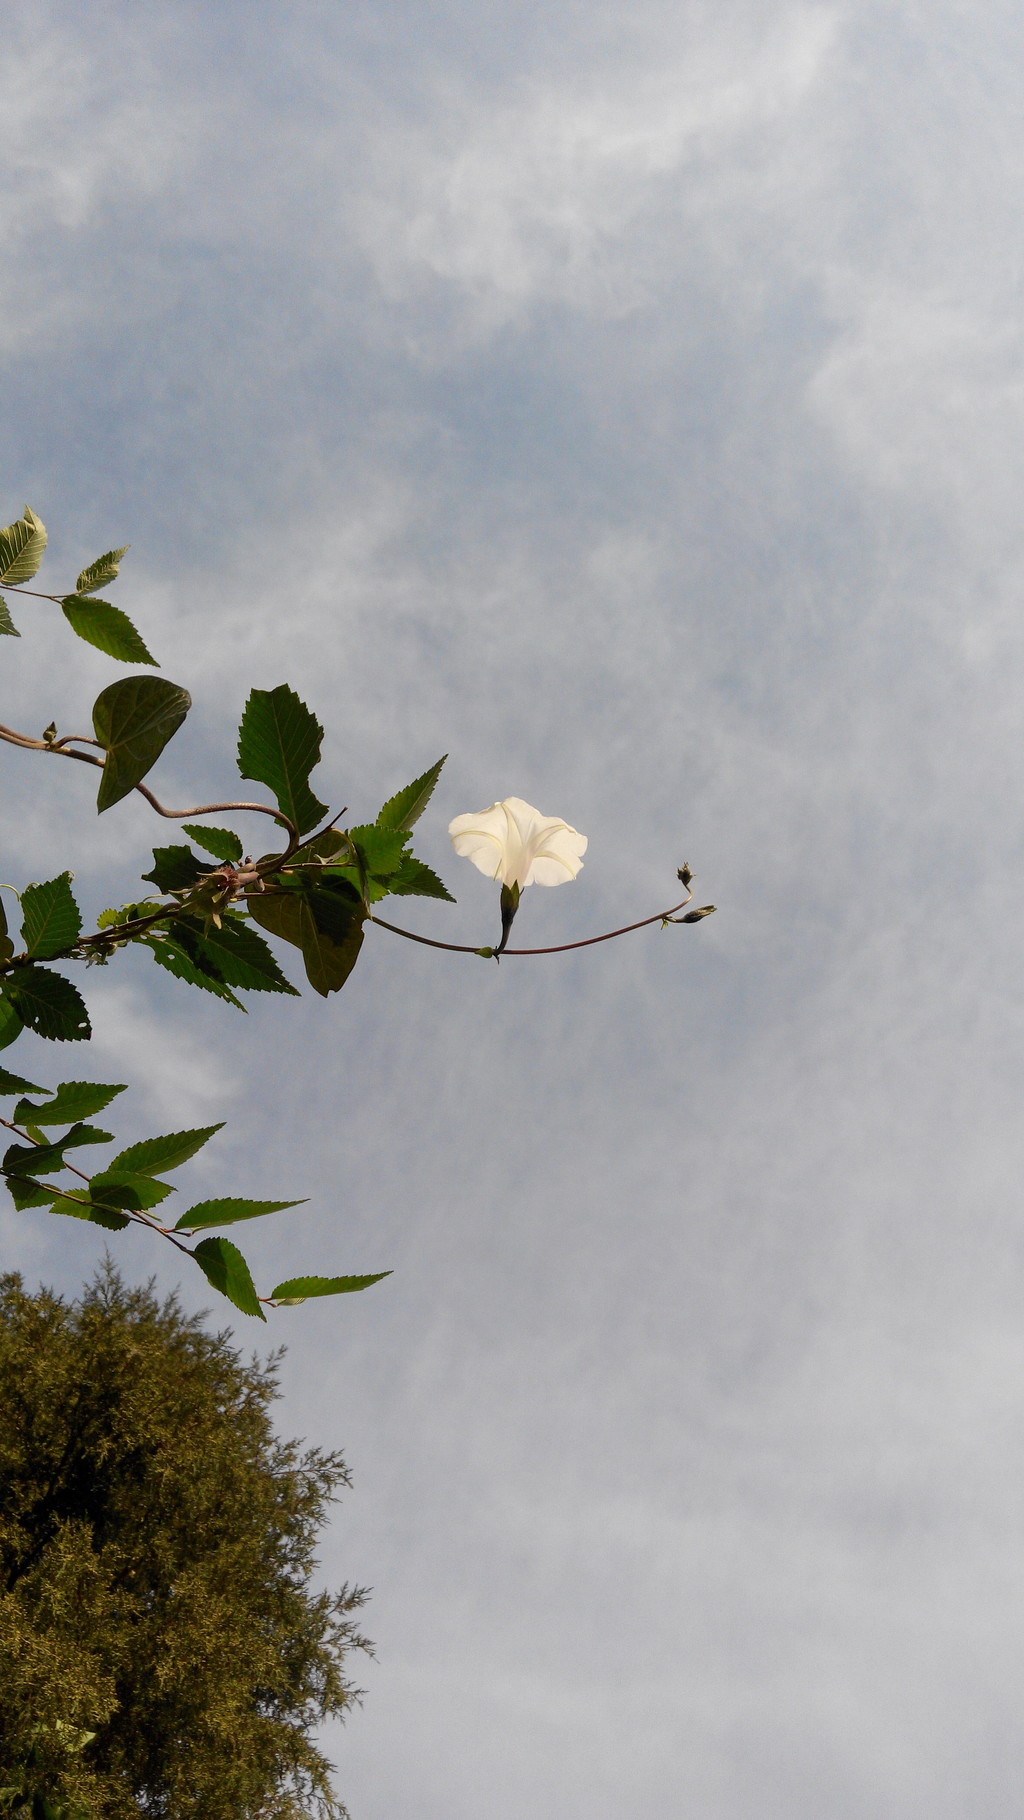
xmin=6 ymin=3 xmax=1024 ymax=1815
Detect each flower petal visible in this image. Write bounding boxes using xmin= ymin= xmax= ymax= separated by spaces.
xmin=449 ymin=797 xmax=587 ymax=888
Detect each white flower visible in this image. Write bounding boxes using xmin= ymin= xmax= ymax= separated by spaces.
xmin=448 ymin=797 xmax=587 ymax=889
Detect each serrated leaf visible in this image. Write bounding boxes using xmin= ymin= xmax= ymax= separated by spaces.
xmin=6 ymin=968 xmax=90 ymax=1041
xmin=175 ymin=1196 xmax=306 ymax=1232
xmin=270 ymin=1272 xmax=391 ymax=1301
xmin=75 ymin=545 xmax=129 ymax=595
xmin=5 ymin=1176 xmax=60 ymax=1210
xmin=181 ymin=824 xmax=243 ymax=862
xmin=347 ymin=824 xmax=409 ymax=877
xmin=140 ymin=935 xmax=245 ymax=1009
xmin=3 ymin=1124 xmax=110 ymax=1176
xmin=109 ymin=1123 xmax=222 ymax=1176
xmin=0 ymin=1065 xmax=47 ymax=1094
xmin=0 ymin=994 xmax=23 ymax=1051
xmin=61 ymin=595 xmax=156 ymax=665
xmin=92 ymin=674 xmax=191 ymax=812
xmin=384 ymin=854 xmax=456 ymax=901
xmin=186 ymin=916 xmax=299 ymax=996
xmin=376 ymin=755 xmax=447 ymax=832
xmin=0 ymin=506 xmax=46 ymax=585
xmin=53 ymin=1185 xmax=131 ymax=1230
xmin=3 ymin=1138 xmax=70 ymax=1178
xmin=12 ymin=1080 xmax=125 ymax=1124
xmin=20 ymin=873 xmax=82 ymax=959
xmin=0 ymin=596 xmax=19 ymax=637
xmin=236 ymin=685 xmax=327 ymax=834
xmin=140 ymin=845 xmax=209 ymax=893
xmin=193 ymin=1235 xmax=265 ymax=1320
xmin=89 ymin=1167 xmax=173 ymax=1210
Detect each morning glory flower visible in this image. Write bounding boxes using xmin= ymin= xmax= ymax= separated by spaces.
xmin=448 ymin=797 xmax=587 ymax=890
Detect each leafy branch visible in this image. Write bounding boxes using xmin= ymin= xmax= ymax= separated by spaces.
xmin=1 ymin=504 xmax=716 ymax=1313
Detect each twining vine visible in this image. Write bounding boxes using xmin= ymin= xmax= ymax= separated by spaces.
xmin=0 ymin=506 xmax=714 ymax=1318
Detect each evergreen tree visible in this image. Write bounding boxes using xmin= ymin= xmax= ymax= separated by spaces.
xmin=0 ymin=1264 xmax=369 ymax=1819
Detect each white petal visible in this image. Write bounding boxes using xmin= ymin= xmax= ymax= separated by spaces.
xmin=449 ymin=797 xmax=587 ymax=888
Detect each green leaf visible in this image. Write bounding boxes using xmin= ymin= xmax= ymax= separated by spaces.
xmin=236 ymin=685 xmax=327 ymax=834
xmin=140 ymin=845 xmax=209 ymax=893
xmin=75 ymin=545 xmax=129 ymax=594
xmin=3 ymin=1123 xmax=111 ymax=1174
xmin=109 ymin=1123 xmax=222 ymax=1176
xmin=187 ymin=916 xmax=299 ymax=996
xmin=0 ymin=596 xmax=19 ymax=637
xmin=0 ymin=1065 xmax=47 ymax=1094
xmin=53 ymin=1185 xmax=131 ymax=1230
xmin=376 ymin=755 xmax=447 ymax=832
xmin=61 ymin=596 xmax=156 ymax=665
xmin=5 ymin=1176 xmax=61 ymax=1210
xmin=3 ymin=1139 xmax=70 ymax=1178
xmin=89 ymin=1167 xmax=173 ymax=1210
xmin=246 ymin=880 xmax=365 ymax=997
xmin=12 ymin=1080 xmax=125 ymax=1124
xmin=140 ymin=935 xmax=245 ymax=1009
xmin=384 ymin=854 xmax=456 ymax=901
xmin=20 ymin=874 xmax=82 ymax=959
xmin=0 ymin=506 xmax=47 ymax=585
xmin=175 ymin=1196 xmax=306 ymax=1232
xmin=6 ymin=969 xmax=90 ymax=1041
xmin=0 ymin=994 xmax=23 ymax=1051
xmin=92 ymin=675 xmax=191 ymax=812
xmin=193 ymin=1236 xmax=266 ymax=1320
xmin=270 ymin=1272 xmax=391 ymax=1302
xmin=292 ymin=829 xmax=348 ymax=863
xmin=181 ymin=824 xmax=243 ymax=863
xmin=347 ymin=824 xmax=409 ymax=878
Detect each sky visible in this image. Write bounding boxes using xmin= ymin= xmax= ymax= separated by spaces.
xmin=5 ymin=1 xmax=1024 ymax=1814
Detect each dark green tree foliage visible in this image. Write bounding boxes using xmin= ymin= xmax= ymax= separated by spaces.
xmin=0 ymin=1265 xmax=370 ymax=1819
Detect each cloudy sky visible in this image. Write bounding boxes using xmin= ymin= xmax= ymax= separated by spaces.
xmin=5 ymin=1 xmax=1024 ymax=1814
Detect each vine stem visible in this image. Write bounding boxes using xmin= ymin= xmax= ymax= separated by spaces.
xmin=368 ymin=885 xmax=710 ymax=957
xmin=0 ymin=720 xmax=299 ymax=847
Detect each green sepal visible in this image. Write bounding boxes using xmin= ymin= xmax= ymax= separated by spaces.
xmin=75 ymin=545 xmax=129 ymax=594
xmin=12 ymin=1080 xmax=126 ymax=1124
xmin=385 ymin=854 xmax=455 ymax=901
xmin=270 ymin=1272 xmax=391 ymax=1302
xmin=375 ymin=755 xmax=447 ymax=832
xmin=139 ymin=935 xmax=245 ymax=1009
xmin=5 ymin=968 xmax=90 ymax=1041
xmin=236 ymin=685 xmax=328 ymax=834
xmin=92 ymin=675 xmax=191 ymax=812
xmin=0 ymin=506 xmax=46 ymax=586
xmin=0 ymin=596 xmax=19 ymax=637
xmin=181 ymin=824 xmax=244 ymax=862
xmin=20 ymin=874 xmax=82 ymax=960
xmin=108 ymin=1123 xmax=223 ymax=1176
xmin=60 ymin=596 xmax=156 ymax=665
xmin=0 ymin=1064 xmax=47 ymax=1094
xmin=193 ymin=1235 xmax=266 ymax=1320
xmin=141 ymin=845 xmax=210 ymax=893
xmin=175 ymin=1196 xmax=306 ymax=1232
